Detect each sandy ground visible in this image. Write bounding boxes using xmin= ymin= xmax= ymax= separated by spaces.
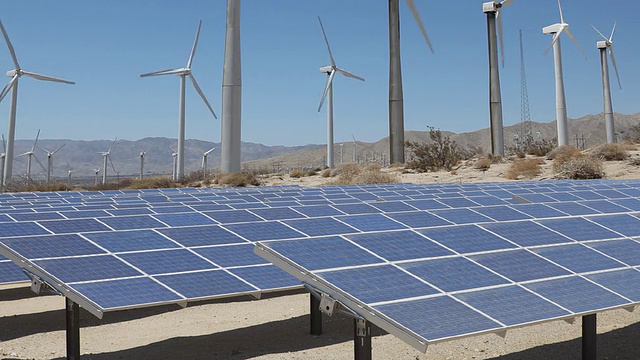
xmin=3 ymin=153 xmax=640 ymax=359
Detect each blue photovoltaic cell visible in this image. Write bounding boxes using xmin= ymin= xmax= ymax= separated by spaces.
xmin=34 ymin=255 xmax=141 ymax=283
xmin=0 ymin=222 xmax=50 ymax=238
xmin=428 ymin=209 xmax=493 ymax=225
xmin=265 ymin=236 xmax=383 ymax=271
xmin=509 ymin=204 xmax=567 ymax=218
xmin=152 ymin=212 xmax=215 ymax=227
xmin=546 ymin=202 xmax=599 ymax=216
xmin=587 ymin=269 xmax=640 ymax=302
xmin=572 ymin=191 xmax=605 ymax=200
xmin=248 ymin=207 xmax=306 ymax=221
xmin=436 ymin=197 xmax=480 ymax=208
xmin=1 ymin=234 xmax=105 ymax=259
xmin=150 ymin=205 xmax=193 ymax=214
xmin=331 ymin=203 xmax=380 ymax=215
xmin=203 ymin=209 xmax=263 ymax=224
xmin=594 ymin=190 xmax=627 ymax=199
xmin=373 ymin=296 xmax=500 ymax=341
xmin=189 ymin=204 xmax=232 ymax=212
xmin=118 ymin=249 xmax=215 ymax=275
xmin=611 ymin=198 xmax=640 ymax=211
xmin=536 ymin=218 xmax=620 ymax=241
xmin=618 ymin=188 xmax=640 ymax=197
xmin=70 ymin=277 xmax=183 ymax=309
xmin=469 ymin=249 xmax=570 ymax=282
xmin=229 ymin=202 xmax=269 ymax=210
xmin=385 ymin=211 xmax=451 ymax=228
xmin=10 ymin=212 xmax=65 ymax=221
xmin=347 ymin=231 xmax=453 ymax=261
xmin=404 ymin=199 xmax=450 ymax=210
xmin=454 ymin=285 xmax=570 ymax=326
xmin=545 ymin=192 xmax=583 ymax=202
xmin=99 ymin=215 xmax=166 ymax=230
xmin=585 ymin=240 xmax=640 ymax=266
xmin=224 ymin=221 xmax=305 ymax=241
xmin=531 ymin=244 xmax=624 ymax=273
xmin=156 ymin=269 xmax=256 ymax=298
xmin=400 ymin=257 xmax=509 ymax=292
xmin=0 ymin=214 xmax=15 ymax=222
xmin=588 ymin=215 xmax=640 ymax=237
xmin=318 ymin=265 xmax=439 ymax=304
xmin=472 ymin=206 xmax=531 ymax=221
xmin=369 ymin=201 xmax=416 ymax=213
xmin=229 ymin=264 xmax=300 ymax=290
xmin=579 ymin=200 xmax=629 ymax=214
xmin=194 ymin=244 xmax=268 ymax=267
xmin=106 ymin=208 xmax=154 ymax=216
xmin=514 ymin=194 xmax=557 ymax=203
xmin=336 ymin=214 xmax=407 ymax=232
xmin=157 ymin=225 xmax=247 ymax=247
xmin=523 ymin=276 xmax=629 ymax=313
xmin=466 ymin=196 xmax=507 ymax=206
xmin=290 ymin=205 xmax=343 ymax=217
xmin=0 ymin=261 xmax=29 ymax=283
xmin=283 ymin=217 xmax=356 ymax=237
xmin=480 ymin=221 xmax=571 ymax=247
xmin=417 ymin=225 xmax=516 ymax=254
xmin=38 ymin=218 xmax=111 ymax=234
xmin=60 ymin=210 xmax=111 ymax=219
xmin=83 ymin=230 xmax=180 ymax=252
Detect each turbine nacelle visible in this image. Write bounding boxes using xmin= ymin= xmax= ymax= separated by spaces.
xmin=319 ymin=66 xmax=333 ymax=74
xmin=596 ymin=40 xmax=609 ymax=49
xmin=5 ymin=69 xmax=19 ymax=77
xmin=542 ymin=23 xmax=564 ymax=35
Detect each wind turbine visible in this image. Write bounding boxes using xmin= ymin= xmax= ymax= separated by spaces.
xmin=221 ymin=0 xmax=241 ymax=174
xmin=592 ymin=23 xmax=621 ymax=144
xmin=317 ymin=17 xmax=365 ymax=169
xmin=352 ymin=135 xmax=358 ymax=164
xmin=483 ymin=0 xmax=514 ymax=156
xmin=43 ymin=143 xmax=65 ymax=184
xmin=139 ymin=149 xmax=147 ymax=180
xmin=92 ymin=168 xmax=101 ymax=186
xmin=0 ymin=19 xmax=75 ymax=184
xmin=542 ymin=0 xmax=586 ymax=147
xmin=19 ymin=129 xmax=46 ymax=182
xmin=0 ymin=135 xmax=5 ymax=190
xmin=170 ymin=147 xmax=178 ymax=182
xmin=99 ymin=138 xmax=117 ymax=185
xmin=65 ymin=162 xmax=74 ymax=186
xmin=140 ymin=20 xmax=217 ymax=181
xmin=202 ymin=147 xmax=215 ymax=178
xmin=388 ymin=0 xmax=434 ymax=164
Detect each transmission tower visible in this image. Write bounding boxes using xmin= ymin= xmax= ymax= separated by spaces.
xmin=519 ymin=29 xmax=533 ymax=148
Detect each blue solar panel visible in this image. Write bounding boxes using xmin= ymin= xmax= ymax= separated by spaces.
xmin=580 ymin=200 xmax=629 ymax=214
xmin=34 ymin=255 xmax=141 ymax=283
xmin=588 ymin=214 xmax=640 ymax=237
xmin=385 ymin=211 xmax=452 ymax=228
xmin=282 ymin=217 xmax=355 ymax=237
xmin=428 ymin=208 xmax=493 ymax=225
xmin=10 ymin=212 xmax=65 ymax=221
xmin=417 ymin=225 xmax=516 ymax=254
xmin=509 ymin=203 xmax=567 ymax=218
xmin=99 ymin=215 xmax=166 ymax=230
xmin=106 ymin=208 xmax=154 ymax=216
xmin=331 ymin=203 xmax=380 ymax=215
xmin=229 ymin=265 xmax=300 ymax=290
xmin=156 ymin=270 xmax=256 ymax=298
xmin=0 ymin=261 xmax=29 ymax=283
xmin=83 ymin=230 xmax=180 ymax=252
xmin=466 ymin=196 xmax=507 ymax=206
xmin=403 ymin=199 xmax=450 ymax=210
xmin=189 ymin=204 xmax=232 ymax=212
xmin=203 ymin=209 xmax=263 ymax=224
xmin=1 ymin=234 xmax=105 ymax=259
xmin=248 ymin=207 xmax=306 ymax=221
xmin=480 ymin=221 xmax=571 ymax=247
xmin=157 ymin=225 xmax=246 ymax=247
xmin=572 ymin=191 xmax=606 ymax=200
xmin=469 ymin=249 xmax=570 ymax=282
xmin=38 ymin=218 xmax=111 ymax=234
xmin=546 ymin=202 xmax=600 ymax=216
xmin=545 ymin=192 xmax=583 ymax=202
xmin=60 ymin=210 xmax=111 ymax=219
xmin=194 ymin=244 xmax=268 ymax=267
xmin=0 ymin=222 xmax=50 ymax=237
xmin=224 ymin=221 xmax=305 ymax=241
xmin=336 ymin=214 xmax=406 ymax=232
xmin=436 ymin=197 xmax=480 ymax=208
xmin=531 ymin=244 xmax=625 ymax=273
xmin=536 ymin=217 xmax=620 ymax=241
xmin=585 ymin=239 xmax=640 ymax=266
xmin=472 ymin=206 xmax=531 ymax=221
xmin=587 ymin=269 xmax=640 ymax=302
xmin=368 ymin=201 xmax=416 ymax=213
xmin=70 ymin=277 xmax=183 ymax=309
xmin=347 ymin=231 xmax=453 ymax=261
xmin=150 ymin=205 xmax=193 ymax=214
xmin=152 ymin=212 xmax=215 ymax=227
xmin=118 ymin=249 xmax=216 ymax=275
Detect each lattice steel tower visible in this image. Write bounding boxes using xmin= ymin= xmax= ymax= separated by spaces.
xmin=519 ymin=30 xmax=533 ymax=147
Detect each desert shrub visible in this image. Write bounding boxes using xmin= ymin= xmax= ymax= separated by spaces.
xmin=7 ymin=182 xmax=72 ymax=193
xmin=473 ymin=157 xmax=492 ymax=171
xmin=504 ymin=158 xmax=543 ymax=180
xmin=305 ymin=169 xmax=318 ymax=177
xmin=554 ymin=154 xmax=604 ymax=179
xmin=289 ymin=169 xmax=304 ymax=178
xmin=352 ymin=170 xmax=398 ymax=184
xmin=406 ymin=127 xmax=465 ymax=172
xmin=214 ymin=172 xmax=261 ymax=187
xmin=547 ymin=146 xmax=581 ymax=160
xmin=179 ymin=170 xmax=204 ymax=185
xmin=363 ymin=163 xmax=382 ymax=172
xmin=629 ymin=157 xmax=640 ymax=166
xmin=321 ymin=169 xmax=331 ymax=178
xmin=330 ymin=163 xmax=361 ymax=180
xmin=526 ymin=138 xmax=556 ymax=157
xmin=389 ymin=162 xmax=404 ymax=168
xmin=589 ymin=143 xmax=630 ymax=161
xmin=127 ymin=177 xmax=175 ymax=189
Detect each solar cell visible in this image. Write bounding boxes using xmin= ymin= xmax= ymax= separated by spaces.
xmin=469 ymin=249 xmax=570 ymax=282
xmin=99 ymin=215 xmax=167 ymax=231
xmin=536 ymin=217 xmax=621 ymax=241
xmin=39 ymin=218 xmax=111 ymax=234
xmin=118 ymin=249 xmax=216 ymax=275
xmin=0 ymin=222 xmax=50 ymax=238
xmin=69 ymin=277 xmax=183 ymax=310
xmin=10 ymin=212 xmax=65 ymax=221
xmin=336 ymin=214 xmax=406 ymax=232
xmin=224 ymin=221 xmax=305 ymax=241
xmin=0 ymin=261 xmax=29 ymax=283
xmin=545 ymin=202 xmax=600 ymax=216
xmin=436 ymin=197 xmax=480 ymax=208
xmin=152 ymin=212 xmax=215 ymax=227
xmin=34 ymin=255 xmax=141 ymax=283
xmin=248 ymin=207 xmax=306 ymax=221
xmin=1 ymin=234 xmax=105 ymax=259
xmin=203 ymin=209 xmax=263 ymax=224
xmin=346 ymin=231 xmax=453 ymax=261
xmin=579 ymin=200 xmax=629 ymax=214
xmin=584 ymin=239 xmax=640 ymax=266
xmin=385 ymin=211 xmax=452 ymax=228
xmin=428 ymin=208 xmax=494 ymax=225
xmin=157 ymin=225 xmax=246 ymax=247
xmin=472 ymin=205 xmax=531 ymax=221
xmin=84 ymin=230 xmax=180 ymax=252
xmin=509 ymin=203 xmax=567 ymax=218
xmin=586 ymin=269 xmax=640 ymax=302
xmin=106 ymin=208 xmax=154 ymax=216
xmin=588 ymin=214 xmax=640 ymax=237
xmin=228 ymin=264 xmax=301 ymax=290
xmin=60 ymin=210 xmax=112 ymax=219
xmin=369 ymin=201 xmax=416 ymax=213
xmin=480 ymin=221 xmax=571 ymax=247
xmin=194 ymin=244 xmax=268 ymax=267
xmin=417 ymin=225 xmax=516 ymax=254
xmin=156 ymin=269 xmax=256 ymax=299
xmin=531 ymin=244 xmax=625 ymax=273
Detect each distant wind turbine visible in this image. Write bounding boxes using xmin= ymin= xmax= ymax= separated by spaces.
xmin=592 ymin=23 xmax=621 ymax=144
xmin=170 ymin=147 xmax=178 ymax=182
xmin=0 ymin=18 xmax=75 ymax=184
xmin=352 ymin=134 xmax=358 ymax=164
xmin=0 ymin=135 xmax=5 ymax=189
xmin=139 ymin=149 xmax=147 ymax=180
xmin=92 ymin=168 xmax=100 ymax=186
xmin=317 ymin=16 xmax=365 ymax=169
xmin=99 ymin=138 xmax=117 ymax=184
xmin=202 ymin=147 xmax=215 ymax=178
xmin=19 ymin=129 xmax=46 ymax=182
xmin=140 ymin=20 xmax=217 ymax=181
xmin=43 ymin=143 xmax=65 ymax=184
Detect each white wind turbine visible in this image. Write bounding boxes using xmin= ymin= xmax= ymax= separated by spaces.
xmin=542 ymin=0 xmax=586 ymax=147
xmin=0 ymin=135 xmax=5 ymax=189
xmin=317 ymin=16 xmax=365 ymax=169
xmin=139 ymin=149 xmax=147 ymax=180
xmin=202 ymin=147 xmax=215 ymax=178
xmin=483 ymin=0 xmax=514 ymax=156
xmin=592 ymin=23 xmax=621 ymax=144
xmin=92 ymin=168 xmax=101 ymax=186
xmin=0 ymin=19 xmax=75 ymax=184
xmin=43 ymin=143 xmax=65 ymax=184
xmin=19 ymin=129 xmax=46 ymax=182
xmin=170 ymin=147 xmax=178 ymax=182
xmin=140 ymin=20 xmax=217 ymax=181
xmin=99 ymin=138 xmax=117 ymax=185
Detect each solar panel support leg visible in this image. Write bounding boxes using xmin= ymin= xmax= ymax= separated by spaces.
xmin=582 ymin=314 xmax=596 ymax=360
xmin=354 ymin=318 xmax=372 ymax=360
xmin=310 ymin=294 xmax=322 ymax=335
xmin=66 ymin=298 xmax=81 ymax=360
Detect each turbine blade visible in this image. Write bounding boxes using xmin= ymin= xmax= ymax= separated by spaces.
xmin=109 ymin=156 xmax=117 ymax=173
xmin=544 ymin=31 xmax=561 ymax=56
xmin=335 ymin=67 xmax=365 ymax=81
xmin=34 ymin=155 xmax=47 ymax=173
xmin=189 ymin=74 xmax=217 ymax=119
xmin=317 ymin=69 xmax=336 ymax=112
xmin=140 ymin=68 xmax=187 ymax=77
xmin=564 ymin=28 xmax=587 ymax=60
xmin=500 ymin=0 xmax=514 ymax=7
xmin=22 ymin=71 xmax=75 ymax=84
xmin=187 ymin=20 xmax=202 ymax=69
xmin=609 ymin=22 xmax=616 ymax=42
xmin=2 ymin=134 xmax=5 ymax=153
xmin=497 ymin=8 xmax=505 ymax=68
xmin=590 ymin=24 xmax=608 ymax=41
xmin=204 ymin=147 xmax=215 ymax=155
xmin=0 ymin=75 xmax=19 ymax=103
xmin=406 ymin=0 xmax=434 ymax=53
xmin=32 ymin=129 xmax=40 ymax=152
xmin=609 ymin=46 xmax=622 ymax=90
xmin=108 ymin=138 xmax=117 ymax=153
xmin=317 ymin=17 xmax=336 ymax=67
xmin=52 ymin=143 xmax=66 ymax=155
xmin=0 ymin=18 xmax=20 ymax=69
xmin=557 ymin=0 xmax=564 ymax=23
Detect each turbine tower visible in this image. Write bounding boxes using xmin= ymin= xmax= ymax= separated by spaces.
xmin=0 ymin=135 xmax=6 ymax=190
xmin=44 ymin=143 xmax=65 ymax=184
xmin=483 ymin=0 xmax=513 ymax=156
xmin=519 ymin=29 xmax=534 ymax=149
xmin=93 ymin=168 xmax=100 ymax=186
xmin=19 ymin=129 xmax=45 ymax=182
xmin=221 ymin=0 xmax=242 ymax=173
xmin=202 ymin=147 xmax=215 ymax=178
xmin=171 ymin=148 xmax=178 ymax=182
xmin=140 ymin=20 xmax=217 ymax=181
xmin=388 ymin=0 xmax=434 ymax=164
xmin=0 ymin=19 xmax=75 ymax=184
xmin=317 ymin=17 xmax=365 ymax=169
xmin=542 ymin=0 xmax=586 ymax=146
xmin=99 ymin=138 xmax=117 ymax=185
xmin=139 ymin=149 xmax=146 ymax=180
xmin=592 ymin=23 xmax=621 ymax=144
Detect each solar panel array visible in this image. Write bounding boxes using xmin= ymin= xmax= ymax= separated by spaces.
xmin=2 ymin=179 xmax=640 ymax=328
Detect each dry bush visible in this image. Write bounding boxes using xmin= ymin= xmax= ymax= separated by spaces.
xmin=330 ymin=163 xmax=361 ymax=180
xmin=554 ymin=154 xmax=604 ymax=179
xmin=289 ymin=169 xmax=304 ymax=178
xmin=214 ymin=172 xmax=261 ymax=187
xmin=406 ymin=127 xmax=465 ymax=172
xmin=473 ymin=157 xmax=492 ymax=171
xmin=305 ymin=169 xmax=318 ymax=177
xmin=589 ymin=143 xmax=630 ymax=161
xmin=127 ymin=177 xmax=175 ymax=189
xmin=352 ymin=170 xmax=398 ymax=184
xmin=8 ymin=182 xmax=72 ymax=193
xmin=180 ymin=170 xmax=204 ymax=185
xmin=547 ymin=146 xmax=581 ymax=160
xmin=321 ymin=169 xmax=331 ymax=178
xmin=389 ymin=162 xmax=404 ymax=168
xmin=526 ymin=138 xmax=556 ymax=157
xmin=363 ymin=163 xmax=382 ymax=172
xmin=504 ymin=158 xmax=543 ymax=180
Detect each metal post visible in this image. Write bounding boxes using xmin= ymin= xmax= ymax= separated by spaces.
xmin=102 ymin=155 xmax=108 ymax=184
xmin=178 ymin=75 xmax=186 ymax=181
xmin=47 ymin=155 xmax=52 ymax=183
xmin=4 ymin=81 xmax=18 ymax=184
xmin=486 ymin=11 xmax=504 ymax=156
xmin=66 ymin=298 xmax=80 ymax=360
xmin=599 ymin=47 xmax=615 ymax=143
xmin=354 ymin=318 xmax=372 ymax=360
xmin=140 ymin=154 xmax=144 ymax=180
xmin=326 ymin=79 xmax=334 ymax=169
xmin=552 ymin=35 xmax=569 ymax=146
xmin=582 ymin=314 xmax=596 ymax=360
xmin=388 ymin=0 xmax=405 ymax=164
xmin=221 ymin=0 xmax=242 ymax=173
xmin=310 ymin=295 xmax=322 ymax=335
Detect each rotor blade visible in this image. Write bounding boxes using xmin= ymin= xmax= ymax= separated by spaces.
xmin=406 ymin=0 xmax=434 ymax=53
xmin=497 ymin=8 xmax=505 ymax=68
xmin=317 ymin=17 xmax=336 ymax=67
xmin=187 ymin=20 xmax=202 ymax=69
xmin=0 ymin=18 xmax=20 ymax=69
xmin=52 ymin=143 xmax=66 ymax=155
xmin=33 ymin=155 xmax=47 ymax=173
xmin=544 ymin=30 xmax=563 ymax=55
xmin=109 ymin=156 xmax=117 ymax=174
xmin=564 ymin=28 xmax=587 ymax=60
xmin=31 ymin=129 xmax=40 ymax=152
xmin=204 ymin=147 xmax=215 ymax=155
xmin=557 ymin=0 xmax=564 ymax=24
xmin=500 ymin=0 xmax=514 ymax=7
xmin=140 ymin=68 xmax=186 ymax=77
xmin=189 ymin=74 xmax=217 ymax=119
xmin=609 ymin=46 xmax=622 ymax=90
xmin=590 ymin=24 xmax=608 ymax=41
xmin=108 ymin=138 xmax=117 ymax=153
xmin=317 ymin=69 xmax=336 ymax=112
xmin=2 ymin=134 xmax=5 ymax=153
xmin=22 ymin=71 xmax=75 ymax=84
xmin=0 ymin=75 xmax=19 ymax=103
xmin=335 ymin=67 xmax=365 ymax=81
xmin=609 ymin=22 xmax=616 ymax=42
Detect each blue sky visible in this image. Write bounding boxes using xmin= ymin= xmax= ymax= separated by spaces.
xmin=0 ymin=1 xmax=636 ymax=147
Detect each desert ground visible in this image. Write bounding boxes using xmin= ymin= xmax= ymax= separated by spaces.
xmin=3 ymin=150 xmax=640 ymax=359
